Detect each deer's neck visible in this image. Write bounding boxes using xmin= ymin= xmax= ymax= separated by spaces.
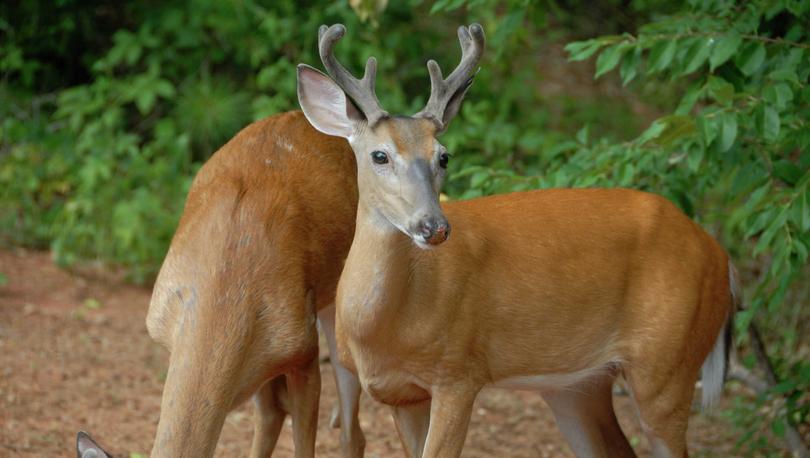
xmin=338 ymin=202 xmax=420 ymax=339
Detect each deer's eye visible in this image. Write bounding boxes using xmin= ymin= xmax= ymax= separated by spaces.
xmin=439 ymin=152 xmax=449 ymax=169
xmin=371 ymin=150 xmax=389 ymax=165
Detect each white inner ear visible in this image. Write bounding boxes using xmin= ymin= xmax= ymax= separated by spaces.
xmin=298 ymin=69 xmax=357 ymax=139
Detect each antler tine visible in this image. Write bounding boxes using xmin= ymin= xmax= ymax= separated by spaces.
xmin=416 ymin=23 xmax=485 ymax=127
xmin=318 ymin=24 xmax=388 ymax=125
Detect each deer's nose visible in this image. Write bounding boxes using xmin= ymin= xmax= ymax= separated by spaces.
xmin=417 ymin=217 xmax=451 ymax=245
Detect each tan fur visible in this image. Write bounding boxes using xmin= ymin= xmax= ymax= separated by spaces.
xmin=379 ymin=118 xmax=437 ymax=159
xmin=337 ymin=161 xmax=733 ymax=456
xmin=146 ymin=112 xmax=363 ymax=457
xmin=297 ymin=51 xmax=732 ymax=455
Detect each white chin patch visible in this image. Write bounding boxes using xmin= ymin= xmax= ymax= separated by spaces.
xmin=411 ymin=235 xmax=433 ymax=250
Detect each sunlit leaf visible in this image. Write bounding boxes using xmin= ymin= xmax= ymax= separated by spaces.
xmin=709 ymin=33 xmax=742 ymax=71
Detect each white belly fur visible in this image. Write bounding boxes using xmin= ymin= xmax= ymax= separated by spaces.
xmin=490 ymin=362 xmax=618 ymax=392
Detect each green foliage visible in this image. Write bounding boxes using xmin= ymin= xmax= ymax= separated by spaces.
xmin=0 ymin=0 xmax=808 ymax=452
xmin=462 ymin=0 xmax=810 ymax=452
xmin=1 ymin=0 xmax=646 ymax=279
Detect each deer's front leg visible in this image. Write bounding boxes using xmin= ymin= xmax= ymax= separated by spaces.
xmin=286 ymin=357 xmax=321 ymax=458
xmin=421 ymin=386 xmax=479 ymax=458
xmin=249 ymin=376 xmax=289 ymax=458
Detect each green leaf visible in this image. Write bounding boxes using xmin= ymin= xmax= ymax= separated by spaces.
xmin=744 ymin=184 xmax=773 ymax=216
xmin=736 ymin=309 xmax=755 ymax=334
xmin=787 ymin=0 xmax=810 ymax=15
xmin=135 ymin=91 xmax=157 ymax=114
xmin=795 ymin=237 xmax=809 ymax=265
xmin=153 ymin=79 xmax=175 ymax=98
xmin=595 ymin=43 xmax=629 ymax=79
xmin=429 ymin=0 xmax=465 ymax=14
xmin=710 ymin=33 xmax=742 ymax=70
xmin=745 ymin=208 xmax=774 ymax=238
xmin=772 ymin=160 xmax=800 ymax=185
xmin=0 ymin=272 xmax=7 ymax=287
xmin=735 ymin=42 xmax=766 ymax=76
xmin=620 ymin=46 xmax=641 ymax=85
xmin=707 ymin=76 xmax=734 ymax=106
xmin=698 ymin=114 xmax=719 ymax=146
xmin=675 ymin=81 xmax=705 ymax=115
xmin=470 ymin=171 xmax=489 ymax=189
xmin=647 ymin=39 xmax=677 ymax=73
xmin=576 ymin=124 xmax=590 ymax=144
xmin=654 ymin=115 xmax=696 ymax=146
xmin=451 ymin=166 xmax=483 ymax=179
xmin=565 ymin=39 xmax=603 ymax=62
xmin=617 ymin=162 xmax=635 ymax=185
xmin=687 ymin=146 xmax=704 ymax=172
xmin=754 ymin=207 xmax=787 ymax=255
xmin=757 ymin=105 xmax=780 ymax=142
xmin=681 ymin=38 xmax=712 ymax=75
xmin=762 ymin=83 xmax=794 ymax=110
xmin=768 ymin=67 xmax=800 ymax=85
xmin=638 ymin=119 xmax=667 ymax=144
xmin=717 ymin=113 xmax=738 ymax=152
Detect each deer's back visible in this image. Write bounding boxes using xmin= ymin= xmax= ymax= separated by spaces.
xmin=147 ymin=111 xmax=358 ymax=348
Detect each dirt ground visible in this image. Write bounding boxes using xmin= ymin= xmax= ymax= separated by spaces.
xmin=1 ymin=248 xmax=745 ymax=457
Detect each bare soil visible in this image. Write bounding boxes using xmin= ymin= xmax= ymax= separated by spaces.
xmin=1 ymin=248 xmax=743 ymax=457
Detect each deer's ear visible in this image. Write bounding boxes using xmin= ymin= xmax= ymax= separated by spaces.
xmin=297 ymin=64 xmax=363 ymax=139
xmin=77 ymin=431 xmax=112 ymax=458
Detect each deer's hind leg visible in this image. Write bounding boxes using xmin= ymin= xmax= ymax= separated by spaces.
xmin=319 ymin=304 xmax=366 ymax=457
xmin=391 ymin=399 xmax=431 ymax=458
xmin=624 ymin=361 xmax=697 ymax=458
xmin=542 ymin=372 xmax=635 ymax=458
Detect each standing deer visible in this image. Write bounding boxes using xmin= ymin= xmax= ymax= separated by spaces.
xmin=297 ymin=23 xmax=736 ymax=457
xmin=143 ymin=111 xmax=364 ymax=457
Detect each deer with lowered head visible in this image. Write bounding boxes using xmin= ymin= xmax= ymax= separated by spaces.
xmin=297 ymin=23 xmax=736 ymax=457
xmin=78 ymin=109 xmax=367 ymax=457
xmin=143 ymin=110 xmax=365 ymax=458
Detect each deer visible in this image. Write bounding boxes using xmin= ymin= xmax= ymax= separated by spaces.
xmin=140 ymin=110 xmax=365 ymax=457
xmin=296 ymin=23 xmax=737 ymax=457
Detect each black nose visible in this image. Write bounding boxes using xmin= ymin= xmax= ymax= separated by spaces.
xmin=417 ymin=217 xmax=451 ymax=245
